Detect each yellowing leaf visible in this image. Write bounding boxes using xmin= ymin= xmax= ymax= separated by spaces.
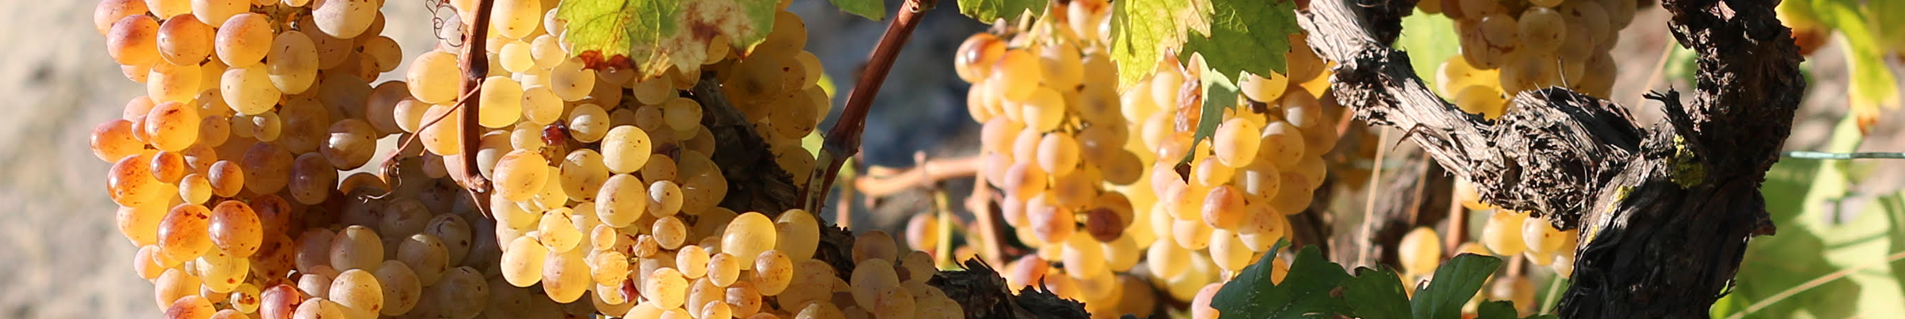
xmin=559 ymin=0 xmax=777 ymax=79
xmin=1805 ymin=0 xmax=1899 ymax=134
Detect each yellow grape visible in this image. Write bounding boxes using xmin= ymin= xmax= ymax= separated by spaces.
xmin=722 ymin=212 xmax=778 ymax=269
xmin=493 ymin=149 xmax=549 ymax=202
xmin=991 ymin=50 xmax=1043 ymax=101
xmin=501 ymin=236 xmax=547 ymax=287
xmin=1398 ymin=227 xmax=1443 ymax=275
xmin=775 ymin=209 xmax=821 ymax=261
xmin=955 ymin=33 xmax=1005 ymax=83
xmin=479 ymin=76 xmax=524 ymax=128
xmin=543 ymin=249 xmax=591 ymax=303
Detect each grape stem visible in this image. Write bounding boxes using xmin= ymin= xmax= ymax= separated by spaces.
xmin=854 ymin=154 xmax=983 ymax=198
xmin=451 ymin=0 xmax=496 ymax=219
xmin=803 ymin=0 xmax=941 ymax=212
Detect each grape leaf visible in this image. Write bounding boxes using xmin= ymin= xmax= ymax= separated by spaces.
xmin=1186 ymin=68 xmax=1238 ymax=165
xmin=828 ymin=0 xmax=884 ymax=20
xmin=1718 ymin=116 xmax=1905 ymax=319
xmin=956 ymin=0 xmax=1045 ymax=23
xmin=1801 ymin=0 xmax=1899 ymax=133
xmin=1410 ymin=254 xmax=1502 ymax=319
xmin=1108 ymin=0 xmax=1210 ymax=90
xmin=558 ymin=0 xmax=777 ymax=79
xmin=1179 ymin=0 xmax=1297 ymax=81
xmin=1340 ymin=267 xmax=1410 ymax=319
xmin=1212 ymin=245 xmax=1349 ymax=319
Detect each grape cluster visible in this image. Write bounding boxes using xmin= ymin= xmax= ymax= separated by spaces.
xmin=949 ymin=1 xmax=1335 ymax=318
xmin=1423 ymin=0 xmax=1638 ymax=119
xmin=1390 ymin=181 xmax=1579 ymax=316
xmin=92 ymin=0 xmax=951 ymax=316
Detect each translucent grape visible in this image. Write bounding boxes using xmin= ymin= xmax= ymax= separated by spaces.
xmin=266 ymin=32 xmax=318 ymax=94
xmin=479 ymin=76 xmax=524 ymax=128
xmin=721 ymin=212 xmax=778 ymax=269
xmin=542 ymin=249 xmax=590 ymax=303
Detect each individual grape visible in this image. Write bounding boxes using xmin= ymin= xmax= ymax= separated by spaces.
xmin=212 ymin=13 xmax=271 ymax=68
xmin=473 ymin=76 xmax=525 ymax=128
xmin=549 ymin=59 xmax=595 ymax=101
xmin=1201 ymin=185 xmax=1247 ymax=229
xmin=849 ymin=258 xmax=900 ymax=308
xmin=1036 ymin=132 xmax=1080 ymax=177
xmin=155 ymin=268 xmax=202 ymax=308
xmin=157 ymin=16 xmax=214 ymax=66
xmin=398 ymin=234 xmax=450 ymax=286
xmin=568 ymin=103 xmax=610 ymax=142
xmin=329 ymin=226 xmax=384 ymax=272
xmin=158 ymin=203 xmax=214 ymax=262
xmin=95 ymin=0 xmax=149 ymax=34
xmin=645 ymin=267 xmax=689 ymax=309
xmin=753 ymin=250 xmax=795 ymax=295
xmin=166 ymin=295 xmax=218 ymax=319
xmin=196 ymin=249 xmax=248 ymax=293
xmin=990 ymin=50 xmax=1042 ymax=101
xmin=1172 ymin=218 xmax=1214 ymax=250
xmin=904 ymin=213 xmax=940 ymax=253
xmin=406 ymin=50 xmax=460 ymax=104
xmin=108 ymin=15 xmax=161 ymax=65
xmin=207 ymin=200 xmax=262 ymax=257
xmin=1489 ymin=276 xmax=1536 ymax=315
xmin=500 ymin=235 xmax=547 ymax=287
xmin=647 ymin=180 xmax=684 ymax=217
xmin=321 ymin=119 xmax=376 ymax=169
xmin=768 ymin=209 xmax=823 ymax=262
xmin=538 ymin=209 xmax=583 ymax=252
xmin=1520 ymin=7 xmax=1568 ymax=54
xmin=1454 ymin=86 xmax=1507 ymax=119
xmin=559 ymin=149 xmax=610 ymax=201
xmin=493 ymin=149 xmax=549 ymax=201
xmin=722 ymin=212 xmax=778 ymax=269
xmin=147 ymin=151 xmax=186 ymax=184
xmin=542 ymin=249 xmax=591 ymax=303
xmin=597 ymin=174 xmax=649 ymax=227
xmin=327 ymin=269 xmax=383 ymax=319
xmin=648 ymin=216 xmax=688 ymax=249
xmin=220 ymin=66 xmax=281 ymax=115
xmin=259 ymin=284 xmax=302 ymax=319
xmin=955 ymin=33 xmax=1005 ymax=83
xmin=92 ymin=119 xmax=144 ymax=162
xmin=600 ymin=126 xmax=653 ymax=174
xmin=1522 ymin=216 xmax=1567 ymax=257
xmin=1398 ymin=227 xmax=1443 ymax=275
xmin=426 ymin=267 xmax=490 ymax=319
xmin=707 ymin=251 xmax=742 ymax=287
xmin=266 ymin=32 xmax=319 ymax=94
xmin=143 ymin=101 xmax=200 ymax=151
xmin=373 ymin=261 xmax=422 ymax=316
xmin=287 ymin=153 xmax=336 ymax=205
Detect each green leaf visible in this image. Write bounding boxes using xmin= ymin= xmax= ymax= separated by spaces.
xmin=559 ymin=0 xmax=777 ymax=78
xmin=1721 ymin=116 xmax=1905 ymax=319
xmin=1108 ymin=0 xmax=1208 ymax=90
xmin=828 ymin=0 xmax=884 ymax=20
xmin=1212 ymin=245 xmax=1350 ymax=319
xmin=1395 ymin=9 xmax=1458 ymax=97
xmin=1341 ymin=267 xmax=1410 ymax=319
xmin=1410 ymin=254 xmax=1502 ymax=319
xmin=1474 ymin=301 xmax=1520 ymax=319
xmin=1805 ymin=0 xmax=1899 ymax=131
xmin=1186 ymin=68 xmax=1239 ymax=164
xmin=956 ymin=0 xmax=1045 ymax=23
xmin=1179 ymin=0 xmax=1298 ymax=80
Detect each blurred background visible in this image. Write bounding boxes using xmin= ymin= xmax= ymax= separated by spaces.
xmin=0 ymin=0 xmax=1899 ymax=318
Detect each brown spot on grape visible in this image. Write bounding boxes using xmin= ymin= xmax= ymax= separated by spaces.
xmin=1084 ymin=208 xmax=1124 ymax=242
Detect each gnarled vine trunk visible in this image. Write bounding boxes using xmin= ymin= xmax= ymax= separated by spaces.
xmin=1302 ymin=0 xmax=1802 ymax=317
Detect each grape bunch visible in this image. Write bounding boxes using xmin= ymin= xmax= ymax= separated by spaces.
xmin=948 ymin=1 xmax=1337 ymax=318
xmin=91 ymin=0 xmax=959 ymax=316
xmin=1423 ymin=0 xmax=1638 ymax=119
xmin=1389 ymin=183 xmax=1580 ymax=316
